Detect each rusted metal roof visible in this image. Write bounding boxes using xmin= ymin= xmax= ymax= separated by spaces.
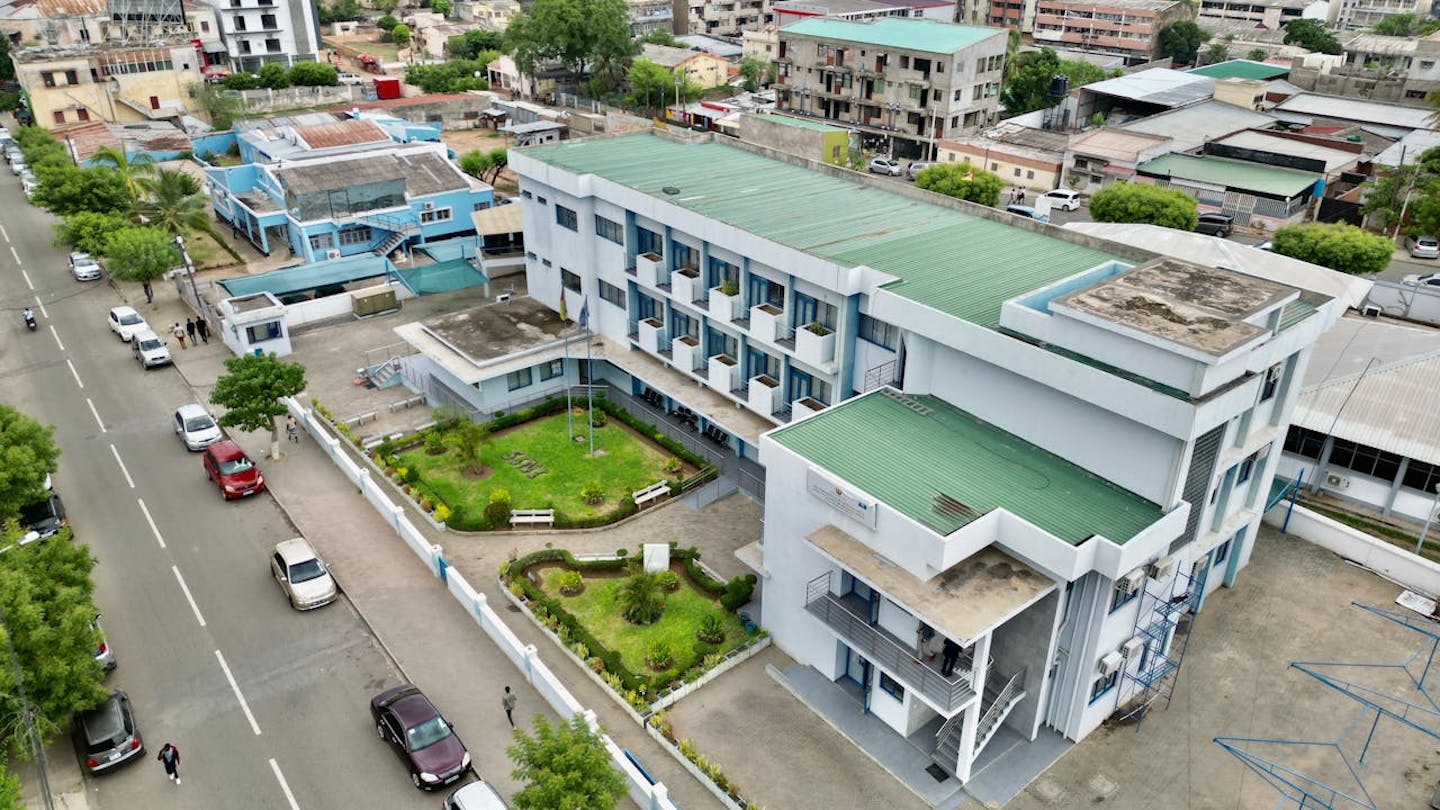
xmin=293 ymin=119 xmax=388 ymax=150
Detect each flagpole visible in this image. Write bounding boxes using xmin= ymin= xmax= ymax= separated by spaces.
xmin=562 ymin=296 xmax=573 ymax=441
xmin=586 ymin=321 xmax=595 ymax=455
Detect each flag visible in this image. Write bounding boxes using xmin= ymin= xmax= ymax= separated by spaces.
xmin=558 ymin=293 xmax=568 ymax=323
xmin=577 ymin=298 xmax=589 ymax=330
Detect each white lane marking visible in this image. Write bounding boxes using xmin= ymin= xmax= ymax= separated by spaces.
xmin=136 ymin=499 xmax=166 ymax=548
xmin=1 ymin=225 xmax=9 ymax=243
xmin=215 ymin=650 xmax=262 ymax=736
xmin=85 ymin=398 xmax=106 ymax=433
xmin=172 ymin=566 xmax=207 ymax=627
xmin=8 ymin=246 xmax=17 ymax=264
xmin=268 ymin=759 xmax=301 ymax=810
xmin=66 ymin=358 xmax=83 ymax=389
xmin=109 ymin=444 xmax=135 ymax=489
xmin=34 ymin=297 xmax=47 ymax=318
xmin=20 ymin=269 xmax=32 ymax=290
xmin=48 ymin=325 xmax=63 ymax=351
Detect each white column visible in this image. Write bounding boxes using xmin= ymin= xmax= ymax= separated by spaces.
xmin=954 ymin=632 xmax=991 ymax=782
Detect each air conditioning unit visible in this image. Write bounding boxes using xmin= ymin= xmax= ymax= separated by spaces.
xmin=1097 ymin=651 xmax=1124 ymax=676
xmin=1361 ymin=304 xmax=1382 ymax=318
xmin=1323 ymin=472 xmax=1350 ymax=490
xmin=325 ymin=248 xmax=341 ymax=259
xmin=495 ymin=293 xmax=512 ymax=303
xmin=1117 ymin=568 xmax=1146 ymax=594
xmin=1120 ymin=637 xmax=1145 ymax=660
xmin=1148 ymin=555 xmax=1176 ymax=581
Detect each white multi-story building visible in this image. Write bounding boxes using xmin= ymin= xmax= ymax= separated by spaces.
xmin=198 ymin=0 xmax=320 ymax=72
xmin=498 ymin=129 xmax=1342 ymax=787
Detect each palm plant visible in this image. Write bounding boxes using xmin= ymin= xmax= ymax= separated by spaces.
xmin=618 ymin=571 xmax=664 ymax=625
xmin=448 ymin=419 xmax=490 ymax=475
xmin=89 ymin=145 xmax=155 ymax=207
xmin=136 ymin=169 xmax=209 ymax=236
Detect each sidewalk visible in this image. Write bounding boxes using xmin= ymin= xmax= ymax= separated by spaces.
xmin=139 ymin=281 xmax=730 ymax=810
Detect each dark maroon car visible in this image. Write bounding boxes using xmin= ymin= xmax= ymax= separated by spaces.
xmin=370 ymin=684 xmax=472 ymax=790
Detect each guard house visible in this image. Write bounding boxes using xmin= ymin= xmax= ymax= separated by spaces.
xmin=217 ymin=292 xmax=293 ymax=358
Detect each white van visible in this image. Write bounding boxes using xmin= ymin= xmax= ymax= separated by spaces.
xmin=1040 ymin=188 xmax=1082 ymax=211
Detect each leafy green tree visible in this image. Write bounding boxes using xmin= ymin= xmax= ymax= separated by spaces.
xmin=1360 ymin=164 xmax=1418 ymax=231
xmin=1157 ymin=21 xmax=1210 ymax=66
xmin=258 ymin=63 xmax=291 ymax=89
xmin=223 ymin=72 xmax=262 ymax=91
xmin=738 ymin=56 xmax=767 ymax=92
xmin=405 ymin=58 xmax=492 ymax=92
xmin=914 ymin=163 xmax=1003 ymax=207
xmin=1089 ymin=182 xmax=1198 ymax=230
xmin=137 ymin=168 xmax=209 ymax=236
xmin=433 ymin=0 xmax=451 ymax=15
xmin=447 ymin=420 xmax=490 ymax=475
xmin=0 ymin=35 xmax=13 ymax=82
xmin=0 ymin=765 xmax=19 ymax=810
xmin=87 ymin=145 xmax=153 ymax=204
xmin=457 ymin=148 xmax=508 ymax=183
xmin=627 ymin=59 xmax=672 ymax=113
xmin=1203 ymin=42 xmax=1229 ymax=64
xmin=376 ymin=13 xmax=399 ymax=31
xmin=1001 ymin=47 xmax=1118 ymax=115
xmin=390 ymin=23 xmax=411 ymax=47
xmin=0 ymin=525 xmax=109 ymax=758
xmin=508 ymin=715 xmax=626 ymax=810
xmin=0 ymin=406 xmax=58 ymax=519
xmin=1422 ymin=17 xmax=1440 ymax=35
xmin=209 ymin=353 xmax=308 ymax=460
xmin=505 ymin=0 xmax=637 ymax=89
xmin=447 ymin=28 xmax=504 ymax=58
xmin=642 ymin=28 xmax=678 ymax=46
xmin=1270 ymin=222 xmax=1393 ymax=275
xmin=189 ymin=81 xmax=245 ymax=129
xmin=1247 ymin=48 xmax=1269 ymax=61
xmin=1372 ymin=12 xmax=1416 ymax=35
xmin=317 ymin=0 xmax=363 ymax=23
xmin=55 ymin=212 xmax=132 ymax=255
xmin=618 ymin=570 xmax=664 ymax=624
xmin=103 ymin=226 xmax=180 ymax=297
xmin=1284 ymin=19 xmax=1342 ymax=55
xmin=1406 ymin=181 xmax=1440 ymax=237
xmin=288 ymin=61 xmax=339 ymax=86
xmin=31 ymin=167 xmax=132 ymax=217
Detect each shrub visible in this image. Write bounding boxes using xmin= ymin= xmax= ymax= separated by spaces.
xmin=569 ymin=641 xmax=589 ymax=660
xmin=591 ymin=408 xmax=607 ymax=427
xmin=702 ymin=652 xmax=724 ymax=670
xmin=663 ymin=456 xmax=682 ymax=474
xmin=720 ymin=575 xmax=757 ymax=612
xmin=558 ymin=570 xmax=584 ymax=595
xmin=697 ymin=612 xmax=726 ymax=644
xmin=645 ymin=641 xmax=674 ymax=670
xmin=619 ymin=571 xmax=665 ymax=625
xmin=419 ymin=498 xmax=432 ymax=512
xmin=656 ymin=570 xmax=680 ymax=592
xmin=485 ymin=488 xmax=512 ymax=526
xmin=403 ymin=467 xmax=420 ymax=485
xmin=423 ymin=430 xmax=446 ymax=454
xmin=580 ymin=479 xmax=605 ymax=505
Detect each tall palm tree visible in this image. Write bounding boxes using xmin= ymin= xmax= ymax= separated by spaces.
xmin=89 ymin=145 xmax=155 ymax=206
xmin=136 ymin=168 xmax=209 ymax=236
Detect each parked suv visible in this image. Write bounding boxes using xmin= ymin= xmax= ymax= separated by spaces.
xmin=73 ymin=690 xmax=144 ymax=773
xmin=906 ymin=161 xmax=937 ymax=180
xmin=20 ymin=494 xmax=67 ymax=539
xmin=1194 ymin=213 xmax=1234 ymax=237
xmin=1040 ymin=189 xmax=1082 ymax=211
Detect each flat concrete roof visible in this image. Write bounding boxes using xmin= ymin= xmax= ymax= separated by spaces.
xmin=408 ymin=296 xmax=568 ymax=370
xmin=807 ymin=525 xmax=1055 ymax=645
xmin=1053 ymin=259 xmax=1295 ymax=357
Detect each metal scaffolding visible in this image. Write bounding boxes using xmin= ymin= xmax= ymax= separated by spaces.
xmin=1214 ymin=726 xmax=1380 ymax=810
xmin=1117 ymin=556 xmax=1207 ymax=730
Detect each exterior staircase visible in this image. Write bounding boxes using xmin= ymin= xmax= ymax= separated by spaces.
xmin=372 ymin=229 xmax=411 ymax=258
xmin=368 ymin=358 xmax=404 ymax=388
xmin=931 ymin=665 xmax=1027 ymax=776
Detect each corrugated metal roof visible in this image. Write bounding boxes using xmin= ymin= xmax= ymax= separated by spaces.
xmin=780 ymin=17 xmax=1005 ymax=53
xmin=218 ymin=254 xmax=396 ymax=298
xmin=276 ymin=149 xmax=467 ymax=197
xmin=1137 ymin=153 xmax=1319 ymax=198
xmin=519 ymin=133 xmax=1121 ymax=326
xmin=1189 ymin=60 xmax=1290 ymax=81
xmin=1211 ymin=130 xmax=1359 ymax=172
xmin=1121 ymin=100 xmax=1276 ymax=154
xmin=1082 ymin=68 xmax=1214 ymax=109
xmin=294 ymin=120 xmax=389 ymax=150
xmin=1276 ymin=93 xmax=1434 ymax=132
xmin=768 ymin=389 xmax=1163 ymax=543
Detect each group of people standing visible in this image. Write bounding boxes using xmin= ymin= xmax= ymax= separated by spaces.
xmin=171 ymin=317 xmax=209 ymax=349
xmin=1008 ymin=187 xmax=1027 ymax=206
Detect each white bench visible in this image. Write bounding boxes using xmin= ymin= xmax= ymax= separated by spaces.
xmin=510 ymin=509 xmax=555 ymax=528
xmin=343 ymin=410 xmax=378 ymax=428
xmin=389 ymin=394 xmax=426 ymax=413
xmin=632 ymin=481 xmax=671 ymax=508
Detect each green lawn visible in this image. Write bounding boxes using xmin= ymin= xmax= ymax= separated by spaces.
xmin=539 ymin=567 xmax=747 ymax=674
xmin=185 ymin=229 xmax=239 ymax=270
xmin=398 ymin=412 xmax=676 ymax=525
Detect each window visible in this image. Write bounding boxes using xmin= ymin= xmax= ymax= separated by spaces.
xmin=900 ymin=55 xmax=910 ymax=69
xmin=599 ymin=279 xmax=626 ymax=309
xmin=636 ymin=226 xmax=662 ymax=257
xmin=201 ymin=20 xmax=211 ymax=31
xmin=419 ymin=207 xmax=452 ymax=224
xmin=76 ymin=108 xmax=90 ymax=122
xmin=746 ymin=346 xmax=781 ymax=380
xmin=261 ymin=13 xmax=276 ymax=27
xmin=506 ymin=368 xmax=533 ymax=391
xmin=338 ymin=227 xmax=372 ymax=246
xmin=52 ymin=110 xmax=66 ymax=124
xmin=792 ymin=293 xmax=835 ymax=330
xmin=561 ymin=269 xmax=582 ymax=293
xmin=239 ymin=40 xmax=251 ymax=54
xmin=42 ymin=72 xmax=56 ymax=87
xmin=1404 ymin=459 xmax=1440 ymax=494
xmin=1328 ymin=439 xmax=1403 ymax=482
xmin=707 ymin=328 xmax=738 ymax=360
xmin=671 ymin=310 xmax=698 ymax=340
xmin=878 ymin=671 xmax=904 ymax=701
xmin=540 ymin=359 xmax=564 ymax=380
xmin=707 ymin=256 xmax=738 ymax=290
xmin=1236 ymin=454 xmax=1256 ymax=485
xmin=308 ymin=233 xmax=335 ymax=251
xmin=1110 ymin=581 xmax=1138 ymax=613
xmin=1260 ymin=363 xmax=1281 ymax=401
xmin=1283 ymin=426 xmax=1326 ymax=460
xmin=1026 ymin=170 xmax=1034 ymax=179
xmin=1089 ymin=671 xmax=1118 ymax=704
xmin=858 ymin=314 xmax=898 ymax=350
xmin=555 ymin=205 xmax=578 ymax=231
xmin=521 ymin=190 xmax=533 ymax=199
xmin=246 ymin=321 xmax=282 ymax=343
xmin=595 ymin=215 xmax=623 ymax=244
xmin=536 ymin=196 xmax=547 ymax=205
xmin=1214 ymin=538 xmax=1232 ymax=566
xmin=1013 ymin=167 xmax=1021 ymax=177
xmin=748 ymin=275 xmax=784 ymax=309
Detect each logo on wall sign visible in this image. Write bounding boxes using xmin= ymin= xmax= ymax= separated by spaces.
xmin=808 ymin=468 xmax=877 ymax=529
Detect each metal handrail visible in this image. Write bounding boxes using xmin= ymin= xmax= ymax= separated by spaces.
xmin=975 ymin=667 xmax=1027 ymax=751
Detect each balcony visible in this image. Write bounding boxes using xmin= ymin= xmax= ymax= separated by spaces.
xmin=671 ymin=267 xmax=703 ymax=303
xmin=795 ymin=322 xmax=835 ymax=367
xmin=638 ymin=317 xmax=665 ymax=355
xmin=709 ymin=285 xmax=742 ymax=324
xmin=792 ymin=396 xmax=827 ymax=419
xmin=750 ymin=303 xmax=784 ymax=342
xmin=708 ymin=353 xmax=740 ymax=392
xmin=747 ymin=374 xmax=781 ymax=414
xmin=636 ymin=252 xmax=664 ymax=287
xmin=672 ymin=335 xmax=702 ymax=372
xmin=805 ymin=575 xmax=976 ymax=714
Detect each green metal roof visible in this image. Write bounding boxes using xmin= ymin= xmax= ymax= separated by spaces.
xmin=782 ymin=17 xmax=1004 ymax=53
xmin=521 ymin=134 xmax=1122 ymax=327
xmin=1277 ymin=298 xmax=1319 ymax=332
xmin=1189 ymin=60 xmax=1290 ymax=81
xmin=770 ymin=390 xmax=1163 ymax=544
xmin=218 ymin=254 xmax=395 ymax=298
xmin=1138 ymin=153 xmax=1320 ymax=199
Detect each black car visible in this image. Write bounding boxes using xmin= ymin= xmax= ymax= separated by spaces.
xmin=1195 ymin=213 xmax=1234 ymax=237
xmin=73 ymin=690 xmax=144 ymax=773
xmin=20 ymin=494 xmax=66 ymax=539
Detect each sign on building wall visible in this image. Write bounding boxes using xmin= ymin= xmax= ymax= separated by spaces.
xmin=806 ymin=468 xmax=878 ymax=530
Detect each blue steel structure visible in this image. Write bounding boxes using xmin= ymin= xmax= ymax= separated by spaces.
xmin=1118 ymin=558 xmax=1207 ymax=730
xmin=1213 ymin=728 xmax=1379 ymax=810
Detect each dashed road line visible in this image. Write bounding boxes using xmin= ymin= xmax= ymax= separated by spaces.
xmin=65 ymin=358 xmax=83 ymax=389
xmin=172 ymin=565 xmax=207 ymax=627
xmin=215 ymin=650 xmax=262 ymax=736
xmin=20 ymin=269 xmax=32 ymax=290
xmin=109 ymin=444 xmax=135 ymax=489
xmin=49 ymin=325 xmax=64 ymax=351
xmin=85 ymin=398 xmax=105 ymax=433
xmin=34 ymin=297 xmax=47 ymax=318
xmin=268 ymin=759 xmax=301 ymax=810
xmin=136 ymin=499 xmax=166 ymax=549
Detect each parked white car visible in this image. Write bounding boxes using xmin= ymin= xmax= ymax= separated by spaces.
xmin=107 ymin=306 xmax=148 ymax=342
xmin=173 ymin=403 xmax=223 ymax=451
xmin=70 ymin=252 xmax=102 ymax=282
xmin=131 ymin=329 xmax=172 ymax=368
xmin=1402 ymin=272 xmax=1440 ymax=288
xmin=1406 ymin=234 xmax=1439 ymax=259
xmin=337 ymin=72 xmax=364 ymax=86
xmin=1040 ymin=189 xmax=1082 ymax=212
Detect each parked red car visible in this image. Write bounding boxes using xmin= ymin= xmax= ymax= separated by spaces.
xmin=370 ymin=684 xmax=472 ymax=790
xmin=202 ymin=440 xmax=265 ymax=500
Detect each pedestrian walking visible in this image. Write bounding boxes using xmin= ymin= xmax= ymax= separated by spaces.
xmin=286 ymin=415 xmax=299 ymax=443
xmin=157 ymin=742 xmax=181 ymax=785
xmin=142 ymin=279 xmax=153 ymax=304
xmin=172 ymin=322 xmax=186 ymax=349
xmin=185 ymin=317 xmax=196 ymax=344
xmin=1015 ymin=188 xmax=1026 ymax=205
xmin=502 ymin=686 xmax=517 ymax=727
xmin=196 ymin=317 xmax=210 ymax=344
xmin=940 ymin=638 xmax=962 ymax=677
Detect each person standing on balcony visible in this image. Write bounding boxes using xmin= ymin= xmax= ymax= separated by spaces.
xmin=941 ymin=638 xmax=962 ymax=677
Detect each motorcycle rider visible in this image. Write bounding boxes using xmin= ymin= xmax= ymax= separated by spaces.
xmin=23 ymin=306 xmax=35 ymax=328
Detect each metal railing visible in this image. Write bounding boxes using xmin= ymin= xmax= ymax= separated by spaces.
xmin=804 ymin=573 xmax=975 ymax=713
xmin=863 ymin=359 xmax=899 ymax=391
xmin=975 ymin=667 xmax=1026 ymax=754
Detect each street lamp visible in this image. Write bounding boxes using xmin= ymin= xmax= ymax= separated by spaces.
xmin=1416 ymin=482 xmax=1440 ymax=555
xmin=0 ymin=539 xmax=54 ymax=810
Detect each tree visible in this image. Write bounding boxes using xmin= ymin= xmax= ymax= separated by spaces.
xmin=1203 ymin=42 xmax=1229 ymax=65
xmin=1284 ymin=19 xmax=1342 ymax=55
xmin=1089 ymin=182 xmax=1198 ymax=230
xmin=457 ymin=148 xmax=508 ymax=183
xmin=1270 ymin=222 xmax=1394 ymax=275
xmin=0 ymin=765 xmax=19 ymax=810
xmin=508 ymin=714 xmax=626 ymax=810
xmin=288 ymin=62 xmax=339 ymax=86
xmin=914 ymin=164 xmax=1004 ymax=207
xmin=190 ymin=81 xmax=245 ymax=129
xmin=642 ymin=28 xmax=678 ymax=46
xmin=209 ymin=353 xmax=308 ymax=460
xmin=317 ymin=0 xmax=363 ymax=23
xmin=0 ymin=406 xmax=58 ymax=519
xmin=88 ymin=145 xmax=154 ymax=205
xmin=137 ymin=168 xmax=208 ymax=236
xmin=1000 ymin=47 xmax=1119 ymax=115
xmin=405 ymin=58 xmax=492 ymax=92
xmin=738 ymin=56 xmax=767 ymax=92
xmin=0 ymin=526 xmax=110 ymax=758
xmin=390 ymin=23 xmax=411 ymax=47
xmin=376 ymin=14 xmax=399 ymax=31
xmin=223 ymin=72 xmax=262 ymax=91
xmin=1157 ymin=21 xmax=1210 ymax=66
xmin=504 ymin=0 xmax=637 ymax=88
xmin=1406 ymin=181 xmax=1440 ymax=237
xmin=373 ymin=0 xmax=398 ymax=13
xmin=447 ymin=28 xmax=504 ymax=59
xmin=448 ymin=420 xmax=489 ymax=475
xmin=0 ymin=34 xmax=13 ymax=83
xmin=55 ymin=212 xmax=132 ymax=255
xmin=627 ymin=59 xmax=672 ymax=113
xmin=1360 ymin=164 xmax=1418 ymax=232
xmin=258 ymin=63 xmax=291 ymax=89
xmin=433 ymin=0 xmax=450 ymax=15
xmin=1247 ymin=48 xmax=1269 ymax=61
xmin=104 ymin=226 xmax=180 ymax=299
xmin=30 ymin=167 xmax=132 ymax=217
xmin=618 ymin=570 xmax=664 ymax=625
xmin=1372 ymin=12 xmax=1416 ymax=36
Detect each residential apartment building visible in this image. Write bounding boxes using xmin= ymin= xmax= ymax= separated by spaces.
xmin=640 ymin=43 xmax=733 ymax=90
xmin=1197 ymin=0 xmax=1331 ymax=29
xmin=1336 ymin=0 xmax=1432 ymax=29
xmin=1286 ymin=32 xmax=1440 ymax=104
xmin=13 ymin=39 xmax=203 ymax=128
xmin=679 ymin=0 xmax=771 ymax=36
xmin=0 ymin=0 xmax=226 ymax=71
xmin=501 ymin=129 xmax=1340 ymax=789
xmin=1032 ymin=0 xmax=1192 ymax=63
xmin=776 ymin=17 xmax=1008 ymax=159
xmin=197 ymin=0 xmax=321 ymax=73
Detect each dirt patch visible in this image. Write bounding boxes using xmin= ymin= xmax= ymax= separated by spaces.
xmin=460 ymin=466 xmax=491 ymax=482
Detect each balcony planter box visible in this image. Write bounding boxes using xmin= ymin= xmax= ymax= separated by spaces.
xmin=638 ymin=317 xmax=665 ymax=355
xmin=708 ymin=354 xmax=740 ymax=393
xmin=793 ymin=396 xmax=827 ymax=418
xmin=748 ymin=374 xmax=781 ymax=414
xmin=672 ymin=334 xmax=702 ymax=372
xmin=636 ymin=252 xmax=664 ymax=287
xmin=750 ymin=303 xmax=784 ymax=342
xmin=709 ymin=285 xmax=742 ymax=324
xmin=795 ymin=322 xmax=836 ymax=366
xmin=672 ymin=266 xmax=702 ymax=302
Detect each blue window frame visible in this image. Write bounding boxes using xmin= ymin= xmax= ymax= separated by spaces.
xmin=789 ymin=368 xmax=812 ymax=401
xmin=636 ymin=293 xmax=660 ymax=322
xmin=792 ymin=293 xmax=835 ymax=329
xmin=506 ymin=368 xmax=532 ymax=391
xmin=707 ymin=256 xmax=738 ymax=290
xmin=1089 ymin=671 xmax=1118 ymax=704
xmin=707 ymin=329 xmax=738 ymax=359
xmin=1237 ymin=453 xmax=1256 ymax=484
xmin=858 ymin=314 xmax=899 ymax=350
xmin=1110 ymin=583 xmax=1138 ymax=613
xmin=672 ymin=241 xmax=697 ymax=271
xmin=748 ymin=275 xmax=784 ymax=309
xmin=636 ymin=227 xmax=662 ymax=257
xmin=746 ymin=347 xmax=780 ymax=380
xmin=594 ymin=215 xmax=623 ymax=244
xmin=877 ymin=671 xmax=904 ymax=701
xmin=671 ymin=311 xmax=698 ymax=340
xmin=1214 ymin=539 xmax=1232 ymax=567
xmin=540 ymin=359 xmax=564 ymax=381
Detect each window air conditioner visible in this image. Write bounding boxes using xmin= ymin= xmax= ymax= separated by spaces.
xmin=1148 ymin=555 xmax=1176 ymax=581
xmin=1097 ymin=651 xmax=1124 ymax=676
xmin=325 ymin=248 xmax=341 ymax=259
xmin=1323 ymin=472 xmax=1350 ymax=490
xmin=1118 ymin=568 xmax=1145 ymax=594
xmin=1120 ymin=637 xmax=1145 ymax=660
xmin=1361 ymin=304 xmax=1381 ymax=318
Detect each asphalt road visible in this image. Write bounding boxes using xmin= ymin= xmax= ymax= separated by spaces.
xmin=0 ymin=173 xmax=435 ymax=807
